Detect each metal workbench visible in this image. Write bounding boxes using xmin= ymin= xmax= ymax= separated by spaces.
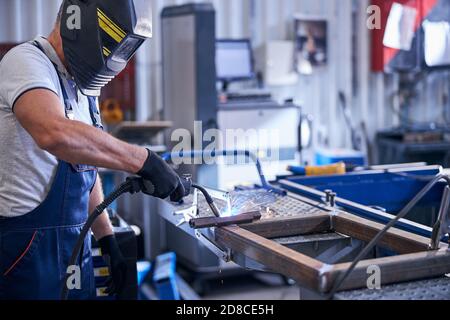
xmin=154 ymin=187 xmax=450 ymax=300
xmin=335 ymin=277 xmax=450 ymax=300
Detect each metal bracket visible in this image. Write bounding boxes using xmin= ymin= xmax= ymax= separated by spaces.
xmin=195 ymin=229 xmax=232 ymax=262
xmin=174 ymin=189 xmax=199 ymax=227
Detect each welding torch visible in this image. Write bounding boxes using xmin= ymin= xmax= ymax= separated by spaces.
xmin=189 ymin=182 xmax=262 ymax=228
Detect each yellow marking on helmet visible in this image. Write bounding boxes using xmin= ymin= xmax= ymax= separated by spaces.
xmin=103 ymin=46 xmax=111 ymax=57
xmin=97 ymin=8 xmax=126 ymax=37
xmin=97 ymin=8 xmax=126 ymax=43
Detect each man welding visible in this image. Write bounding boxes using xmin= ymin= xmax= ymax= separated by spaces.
xmin=0 ymin=0 xmax=185 ymax=300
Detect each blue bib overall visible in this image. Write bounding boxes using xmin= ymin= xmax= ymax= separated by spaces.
xmin=0 ymin=41 xmax=103 ymax=300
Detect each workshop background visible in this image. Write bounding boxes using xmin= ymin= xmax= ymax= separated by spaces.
xmin=3 ymin=0 xmax=449 ymax=159
xmin=2 ymin=0 xmax=450 ymax=301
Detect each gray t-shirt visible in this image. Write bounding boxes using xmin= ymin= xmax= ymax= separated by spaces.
xmin=0 ymin=36 xmax=95 ymax=217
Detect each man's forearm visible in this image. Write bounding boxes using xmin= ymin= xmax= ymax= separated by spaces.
xmin=45 ymin=118 xmax=147 ymax=173
xmin=14 ymin=89 xmax=148 ymax=174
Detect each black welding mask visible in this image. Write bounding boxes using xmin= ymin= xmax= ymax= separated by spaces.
xmin=60 ymin=0 xmax=152 ymax=96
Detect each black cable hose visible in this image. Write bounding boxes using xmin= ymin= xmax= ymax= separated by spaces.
xmin=192 ymin=184 xmax=214 ymax=205
xmin=327 ymin=174 xmax=450 ymax=298
xmin=191 ymin=183 xmax=221 ymax=217
xmin=60 ymin=180 xmax=135 ymax=300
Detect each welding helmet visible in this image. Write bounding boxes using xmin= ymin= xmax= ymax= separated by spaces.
xmin=60 ymin=0 xmax=152 ymax=96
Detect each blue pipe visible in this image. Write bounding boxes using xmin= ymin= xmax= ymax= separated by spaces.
xmin=162 ymin=150 xmax=286 ymax=195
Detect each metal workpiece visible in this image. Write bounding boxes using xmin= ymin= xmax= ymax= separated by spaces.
xmin=158 ymin=186 xmax=450 ymax=298
xmin=273 ymin=233 xmax=362 ymax=265
xmin=189 ymin=211 xmax=262 ymax=229
xmin=173 ymin=189 xmax=327 ymax=222
xmin=215 ymin=211 xmax=450 ymax=295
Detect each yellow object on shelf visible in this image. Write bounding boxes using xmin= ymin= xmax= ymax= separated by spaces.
xmin=288 ymin=162 xmax=347 ymax=177
xmin=305 ymin=162 xmax=346 ymax=176
xmin=100 ymin=98 xmax=124 ymax=125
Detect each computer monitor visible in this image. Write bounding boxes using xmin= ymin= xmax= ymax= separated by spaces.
xmin=216 ymin=40 xmax=255 ymax=86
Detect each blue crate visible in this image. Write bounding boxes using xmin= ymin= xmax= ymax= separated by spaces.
xmin=279 ymin=166 xmax=445 ymax=238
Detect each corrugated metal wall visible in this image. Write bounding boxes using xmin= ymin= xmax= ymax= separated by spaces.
xmin=1 ymin=0 xmax=448 ymax=159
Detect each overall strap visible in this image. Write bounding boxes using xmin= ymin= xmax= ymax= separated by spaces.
xmin=31 ymin=40 xmax=71 ymax=119
xmin=87 ymin=97 xmax=104 ymax=130
xmin=30 ymin=40 xmax=103 ymax=130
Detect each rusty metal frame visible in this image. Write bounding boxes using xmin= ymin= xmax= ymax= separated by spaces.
xmin=215 ymin=211 xmax=450 ymax=293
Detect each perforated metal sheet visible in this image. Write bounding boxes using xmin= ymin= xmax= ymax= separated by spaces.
xmin=177 ymin=189 xmax=327 ymax=219
xmin=335 ymin=277 xmax=450 ymax=300
xmin=262 ymin=195 xmax=325 ymax=219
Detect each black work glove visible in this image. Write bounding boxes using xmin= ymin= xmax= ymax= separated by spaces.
xmin=137 ymin=149 xmax=186 ymax=202
xmin=98 ymin=235 xmax=128 ymax=296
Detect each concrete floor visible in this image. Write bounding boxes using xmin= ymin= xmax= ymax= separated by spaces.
xmin=203 ymin=273 xmax=300 ymax=300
